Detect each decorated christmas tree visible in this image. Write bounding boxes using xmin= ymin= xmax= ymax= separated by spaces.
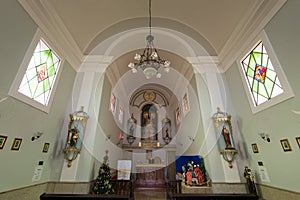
xmin=92 ymin=150 xmax=114 ymax=194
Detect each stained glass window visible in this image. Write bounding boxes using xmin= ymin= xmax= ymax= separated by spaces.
xmin=240 ymin=41 xmax=283 ymax=106
xmin=18 ymin=38 xmax=61 ymax=106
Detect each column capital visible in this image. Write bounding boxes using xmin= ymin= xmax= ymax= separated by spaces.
xmin=186 ymin=56 xmax=224 ymax=74
xmin=79 ymin=55 xmax=113 ymax=73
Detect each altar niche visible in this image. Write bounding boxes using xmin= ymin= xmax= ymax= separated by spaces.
xmin=141 ymin=104 xmax=158 ymax=141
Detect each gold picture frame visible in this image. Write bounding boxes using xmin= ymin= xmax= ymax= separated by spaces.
xmin=280 ymin=139 xmax=292 ymax=152
xmin=251 ymin=143 xmax=259 ymax=153
xmin=296 ymin=137 xmax=300 ymax=148
xmin=0 ymin=135 xmax=8 ymax=149
xmin=42 ymin=142 xmax=50 ymax=153
xmin=11 ymin=138 xmax=22 ymax=151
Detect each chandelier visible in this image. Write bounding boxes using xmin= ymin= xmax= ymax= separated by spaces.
xmin=128 ymin=0 xmax=171 ymax=79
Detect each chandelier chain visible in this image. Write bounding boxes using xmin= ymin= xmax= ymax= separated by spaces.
xmin=149 ymin=0 xmax=152 ymax=37
xmin=127 ymin=0 xmax=171 ymax=79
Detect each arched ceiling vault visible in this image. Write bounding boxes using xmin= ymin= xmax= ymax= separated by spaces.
xmin=19 ymin=0 xmax=287 ymax=71
xmin=85 ymin=17 xmax=217 ymax=56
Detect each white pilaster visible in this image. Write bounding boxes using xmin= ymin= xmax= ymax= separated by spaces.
xmin=60 ymin=55 xmax=112 ymax=182
xmin=188 ymin=56 xmax=241 ymax=183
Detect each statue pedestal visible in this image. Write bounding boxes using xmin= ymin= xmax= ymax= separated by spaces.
xmin=181 ymin=182 xmax=213 ymax=193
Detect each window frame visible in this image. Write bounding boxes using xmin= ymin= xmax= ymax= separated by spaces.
xmin=237 ymin=30 xmax=294 ymax=114
xmin=9 ymin=29 xmax=64 ymax=113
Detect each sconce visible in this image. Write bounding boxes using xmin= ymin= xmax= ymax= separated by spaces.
xmin=106 ymin=135 xmax=111 ymax=141
xmin=188 ymin=136 xmax=195 ymax=142
xmin=31 ymin=132 xmax=43 ymax=141
xmin=213 ymin=107 xmax=238 ymax=168
xmin=63 ymin=106 xmax=88 ymax=167
xmin=259 ymin=132 xmax=270 ymax=142
xmin=117 ymin=132 xmax=124 ymax=146
xmin=162 ymin=116 xmax=172 ymax=144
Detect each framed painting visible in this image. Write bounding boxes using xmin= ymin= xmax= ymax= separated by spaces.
xmin=110 ymin=93 xmax=117 ymax=115
xmin=0 ymin=135 xmax=8 ymax=149
xmin=280 ymin=139 xmax=292 ymax=152
xmin=118 ymin=106 xmax=123 ymax=123
xmin=175 ymin=107 xmax=181 ymax=125
xmin=251 ymin=143 xmax=259 ymax=153
xmin=11 ymin=138 xmax=22 ymax=151
xmin=296 ymin=137 xmax=300 ymax=148
xmin=42 ymin=142 xmax=50 ymax=153
xmin=182 ymin=92 xmax=190 ymax=116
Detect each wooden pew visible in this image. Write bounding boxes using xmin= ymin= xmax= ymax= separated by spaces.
xmin=40 ymin=180 xmax=134 ymax=200
xmin=169 ymin=193 xmax=259 ymax=200
xmin=40 ymin=193 xmax=131 ymax=199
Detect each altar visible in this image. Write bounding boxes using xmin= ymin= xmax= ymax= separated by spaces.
xmin=135 ymin=164 xmax=166 ymax=188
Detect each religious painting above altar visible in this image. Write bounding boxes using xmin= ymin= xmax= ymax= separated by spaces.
xmin=141 ymin=104 xmax=158 ymax=141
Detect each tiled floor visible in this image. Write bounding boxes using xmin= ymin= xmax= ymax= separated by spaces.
xmin=135 ymin=188 xmax=167 ymax=200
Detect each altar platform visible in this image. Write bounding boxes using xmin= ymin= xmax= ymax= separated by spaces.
xmin=135 ymin=164 xmax=166 ymax=188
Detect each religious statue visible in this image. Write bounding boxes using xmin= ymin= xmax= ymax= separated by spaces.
xmin=129 ymin=124 xmax=134 ymax=136
xmin=67 ymin=126 xmax=80 ymax=147
xmin=162 ymin=116 xmax=171 ymax=144
xmin=244 ymin=166 xmax=257 ymax=194
xmin=194 ymin=164 xmax=204 ymax=185
xmin=222 ymin=125 xmax=232 ymax=149
xmin=165 ymin=128 xmax=169 ymax=139
xmin=186 ymin=169 xmax=193 ymax=185
xmin=143 ymin=111 xmax=156 ymax=140
xmin=127 ymin=113 xmax=137 ymax=138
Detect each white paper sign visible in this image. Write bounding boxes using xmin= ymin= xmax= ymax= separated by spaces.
xmin=258 ymin=165 xmax=270 ymax=182
xmin=117 ymin=160 xmax=132 ymax=180
xmin=32 ymin=165 xmax=43 ymax=182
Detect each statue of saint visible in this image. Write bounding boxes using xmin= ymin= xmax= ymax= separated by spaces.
xmin=244 ymin=166 xmax=257 ymax=194
xmin=143 ymin=111 xmax=156 ymax=140
xmin=67 ymin=126 xmax=79 ymax=147
xmin=165 ymin=128 xmax=169 ymax=139
xmin=222 ymin=125 xmax=232 ymax=149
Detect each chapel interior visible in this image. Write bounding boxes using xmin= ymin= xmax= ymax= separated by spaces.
xmin=0 ymin=0 xmax=300 ymax=200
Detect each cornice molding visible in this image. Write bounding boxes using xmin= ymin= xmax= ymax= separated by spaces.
xmin=18 ymin=0 xmax=83 ymax=72
xmin=187 ymin=56 xmax=223 ymax=74
xmin=219 ymin=0 xmax=287 ymax=71
xmin=79 ymin=55 xmax=113 ymax=72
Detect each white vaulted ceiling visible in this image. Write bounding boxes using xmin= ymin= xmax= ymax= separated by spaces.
xmin=19 ymin=0 xmax=286 ymax=70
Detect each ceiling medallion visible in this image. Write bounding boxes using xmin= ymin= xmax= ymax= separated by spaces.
xmin=144 ymin=91 xmax=155 ymax=102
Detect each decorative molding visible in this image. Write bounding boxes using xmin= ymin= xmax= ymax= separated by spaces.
xmin=79 ymin=55 xmax=113 ymax=72
xmin=129 ymin=89 xmax=169 ymax=108
xmin=82 ymin=55 xmax=113 ymax=64
xmin=186 ymin=56 xmax=222 ymax=74
xmin=18 ymin=0 xmax=83 ymax=71
xmin=219 ymin=0 xmax=287 ymax=71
